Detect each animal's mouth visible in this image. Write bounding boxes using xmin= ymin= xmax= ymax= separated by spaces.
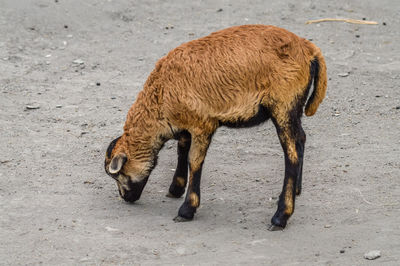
xmin=119 ymin=176 xmax=149 ymax=203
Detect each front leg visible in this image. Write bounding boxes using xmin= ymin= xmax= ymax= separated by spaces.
xmin=167 ymin=131 xmax=191 ymax=198
xmin=173 ymin=131 xmax=213 ymax=222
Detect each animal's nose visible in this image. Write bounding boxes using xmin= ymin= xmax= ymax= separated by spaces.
xmin=121 ymin=190 xmax=141 ymax=202
xmin=120 ymin=176 xmax=149 ymax=203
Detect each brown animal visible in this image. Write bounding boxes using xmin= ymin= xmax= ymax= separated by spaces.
xmin=104 ymin=25 xmax=327 ymax=230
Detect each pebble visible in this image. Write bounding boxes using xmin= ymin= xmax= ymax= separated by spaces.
xmin=26 ymin=105 xmax=40 ymax=110
xmin=340 ymin=249 xmax=345 ymax=254
xmin=73 ymin=59 xmax=84 ymax=65
xmin=324 ymin=224 xmax=332 ymax=228
xmin=364 ymin=250 xmax=381 ymax=260
xmin=105 ymin=226 xmax=119 ymax=232
xmin=56 ymin=105 xmax=62 ymax=108
xmin=338 ymin=72 xmax=350 ymax=77
xmin=96 ymin=82 xmax=101 ymax=86
xmin=217 ymin=8 xmax=223 ymax=12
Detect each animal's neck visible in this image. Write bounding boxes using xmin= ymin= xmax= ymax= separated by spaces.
xmin=122 ymin=87 xmax=170 ymax=168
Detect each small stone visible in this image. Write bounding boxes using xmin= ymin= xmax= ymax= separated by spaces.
xmin=355 ymin=34 xmax=360 ymax=38
xmin=338 ymin=72 xmax=350 ymax=77
xmin=324 ymin=224 xmax=332 ymax=228
xmin=96 ymin=82 xmax=101 ymax=86
xmin=105 ymin=226 xmax=119 ymax=232
xmin=364 ymin=250 xmax=381 ymax=260
xmin=73 ymin=59 xmax=84 ymax=65
xmin=382 ymin=22 xmax=386 ymax=26
xmin=395 ymin=106 xmax=400 ymax=110
xmin=64 ymin=25 xmax=68 ymax=29
xmin=56 ymin=105 xmax=62 ymax=108
xmin=340 ymin=249 xmax=345 ymax=254
xmin=26 ymin=105 xmax=40 ymax=110
xmin=217 ymin=8 xmax=223 ymax=12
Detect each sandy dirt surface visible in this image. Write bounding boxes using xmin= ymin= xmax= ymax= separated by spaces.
xmin=1 ymin=0 xmax=400 ymax=265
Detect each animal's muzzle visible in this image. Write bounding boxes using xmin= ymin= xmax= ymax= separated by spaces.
xmin=120 ymin=177 xmax=149 ymax=203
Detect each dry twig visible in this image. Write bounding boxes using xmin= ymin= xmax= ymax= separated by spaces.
xmin=306 ymin=18 xmax=378 ymax=25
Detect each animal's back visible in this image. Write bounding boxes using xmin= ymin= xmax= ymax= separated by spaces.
xmin=150 ymin=25 xmax=321 ymax=123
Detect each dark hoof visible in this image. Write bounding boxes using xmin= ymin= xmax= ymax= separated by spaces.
xmin=271 ymin=214 xmax=288 ymax=229
xmin=296 ymin=188 xmax=302 ymax=196
xmin=268 ymin=224 xmax=284 ymax=231
xmin=173 ymin=215 xmax=193 ymax=223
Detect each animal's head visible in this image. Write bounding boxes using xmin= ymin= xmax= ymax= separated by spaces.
xmin=104 ymin=136 xmax=150 ymax=202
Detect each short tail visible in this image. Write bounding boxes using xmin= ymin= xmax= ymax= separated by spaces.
xmin=305 ymin=47 xmax=327 ymax=116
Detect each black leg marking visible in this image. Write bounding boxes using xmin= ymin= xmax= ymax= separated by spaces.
xmin=174 ymin=131 xmax=213 ymax=222
xmin=269 ymin=114 xmax=303 ymax=229
xmin=167 ymin=131 xmax=191 ymax=198
xmin=174 ymin=165 xmax=203 ymax=221
xmin=295 ymin=127 xmax=306 ymax=196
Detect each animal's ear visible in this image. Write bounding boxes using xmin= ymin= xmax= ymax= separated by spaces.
xmin=109 ymin=153 xmax=127 ymax=174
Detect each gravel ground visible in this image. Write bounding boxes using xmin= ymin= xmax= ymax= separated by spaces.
xmin=1 ymin=0 xmax=399 ymax=265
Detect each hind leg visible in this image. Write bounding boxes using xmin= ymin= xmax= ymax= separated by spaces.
xmin=167 ymin=131 xmax=191 ymax=198
xmin=269 ymin=111 xmax=304 ymax=230
xmin=295 ymin=126 xmax=306 ymax=196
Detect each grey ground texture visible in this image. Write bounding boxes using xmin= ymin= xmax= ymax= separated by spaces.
xmin=1 ymin=0 xmax=400 ymax=265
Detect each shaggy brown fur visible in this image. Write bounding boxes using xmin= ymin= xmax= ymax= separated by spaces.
xmin=104 ymin=25 xmax=327 ymax=229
